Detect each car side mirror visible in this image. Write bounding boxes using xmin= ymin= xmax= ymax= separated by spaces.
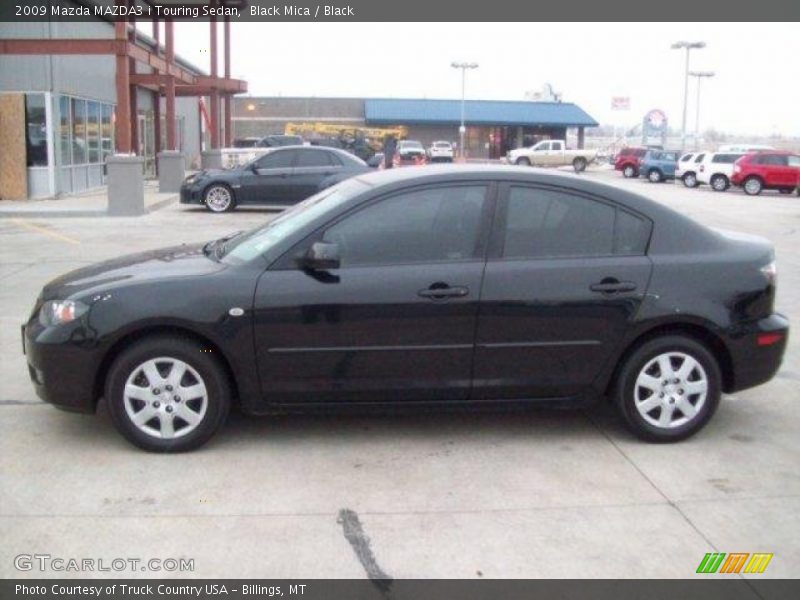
xmin=301 ymin=242 xmax=340 ymax=271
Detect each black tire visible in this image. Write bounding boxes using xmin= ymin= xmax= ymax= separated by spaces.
xmin=710 ymin=174 xmax=729 ymax=192
xmin=515 ymin=157 xmax=531 ymax=166
xmin=622 ymin=164 xmax=637 ymax=178
xmin=682 ymin=172 xmax=698 ymax=188
xmin=648 ymin=169 xmax=662 ymax=183
xmin=743 ymin=176 xmax=763 ymax=196
xmin=573 ymin=157 xmax=587 ymax=172
xmin=105 ymin=335 xmax=231 ymax=452
xmin=203 ymin=183 xmax=236 ymax=213
xmin=614 ymin=335 xmax=722 ymax=443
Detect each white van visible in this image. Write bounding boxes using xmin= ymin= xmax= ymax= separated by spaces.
xmin=696 ymin=152 xmax=747 ymax=191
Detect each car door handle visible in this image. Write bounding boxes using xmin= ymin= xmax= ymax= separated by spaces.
xmin=418 ymin=285 xmax=470 ymax=300
xmin=590 ymin=279 xmax=637 ymax=294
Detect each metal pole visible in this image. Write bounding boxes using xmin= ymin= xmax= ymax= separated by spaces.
xmin=681 ymin=47 xmax=690 ymax=152
xmin=460 ymin=67 xmax=466 ymax=159
xmin=695 ymin=77 xmax=701 ymax=150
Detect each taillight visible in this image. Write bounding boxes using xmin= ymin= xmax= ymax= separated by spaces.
xmin=757 ymin=332 xmax=784 ymax=346
xmin=761 ymin=261 xmax=777 ymax=285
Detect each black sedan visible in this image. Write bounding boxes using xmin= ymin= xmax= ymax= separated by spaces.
xmin=180 ymin=145 xmax=369 ymax=212
xmin=24 ymin=166 xmax=788 ymax=452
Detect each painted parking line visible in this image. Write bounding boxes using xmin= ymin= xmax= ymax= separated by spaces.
xmin=10 ymin=219 xmax=81 ymax=245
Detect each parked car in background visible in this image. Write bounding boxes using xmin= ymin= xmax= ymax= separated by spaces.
xmin=395 ymin=140 xmax=427 ymax=166
xmin=614 ymin=147 xmax=648 ymax=178
xmin=366 ymin=152 xmax=384 ymax=168
xmin=719 ymin=144 xmax=775 ymax=153
xmin=696 ymin=152 xmax=746 ymax=191
xmin=25 ymin=165 xmax=788 ymax=451
xmin=639 ymin=150 xmax=679 ymax=183
xmin=507 ymin=139 xmax=597 ymax=172
xmin=180 ymin=146 xmax=370 ymax=212
xmin=675 ymin=152 xmax=705 ymax=188
xmin=427 ymin=141 xmax=454 ymax=163
xmin=232 ymin=137 xmax=262 ymax=148
xmin=258 ymin=134 xmax=305 ymax=147
xmin=731 ymin=151 xmax=800 ymax=196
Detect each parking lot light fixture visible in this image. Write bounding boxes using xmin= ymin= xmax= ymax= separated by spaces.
xmin=689 ymin=71 xmax=715 ymax=149
xmin=671 ymin=41 xmax=706 ymax=152
xmin=451 ymin=61 xmax=479 ymax=160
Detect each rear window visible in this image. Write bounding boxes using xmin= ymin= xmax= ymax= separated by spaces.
xmin=433 ymin=142 xmax=451 ymax=148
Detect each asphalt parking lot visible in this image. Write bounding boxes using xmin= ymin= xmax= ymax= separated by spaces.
xmin=1 ymin=168 xmax=798 ymax=580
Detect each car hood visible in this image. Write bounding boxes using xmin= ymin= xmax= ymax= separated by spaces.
xmin=41 ymin=243 xmax=227 ymax=301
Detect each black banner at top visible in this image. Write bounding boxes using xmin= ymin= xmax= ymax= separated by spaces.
xmin=1 ymin=0 xmax=799 ymax=22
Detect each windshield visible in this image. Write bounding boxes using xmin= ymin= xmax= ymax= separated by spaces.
xmin=220 ymin=178 xmax=370 ymax=264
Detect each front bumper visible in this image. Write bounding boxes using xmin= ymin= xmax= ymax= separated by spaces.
xmin=180 ymin=184 xmax=203 ymax=204
xmin=727 ymin=313 xmax=789 ymax=393
xmin=22 ymin=318 xmax=102 ymax=413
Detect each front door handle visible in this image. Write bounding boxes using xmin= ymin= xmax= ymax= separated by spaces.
xmin=418 ymin=284 xmax=470 ymax=300
xmin=590 ymin=278 xmax=637 ymax=294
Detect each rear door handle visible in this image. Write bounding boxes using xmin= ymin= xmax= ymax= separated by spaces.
xmin=590 ymin=279 xmax=637 ymax=294
xmin=418 ymin=285 xmax=470 ymax=300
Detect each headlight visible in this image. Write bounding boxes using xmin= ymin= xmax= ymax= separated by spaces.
xmin=760 ymin=261 xmax=777 ymax=285
xmin=39 ymin=299 xmax=89 ymax=327
xmin=184 ymin=173 xmax=201 ymax=185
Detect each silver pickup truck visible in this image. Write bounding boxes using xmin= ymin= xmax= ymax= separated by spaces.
xmin=506 ymin=140 xmax=597 ymax=172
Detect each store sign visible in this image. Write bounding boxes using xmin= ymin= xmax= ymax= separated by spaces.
xmin=611 ymin=97 xmax=630 ymax=110
xmin=642 ymin=109 xmax=668 ymax=147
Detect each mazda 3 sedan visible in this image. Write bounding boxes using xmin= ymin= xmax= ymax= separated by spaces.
xmin=24 ymin=166 xmax=788 ymax=452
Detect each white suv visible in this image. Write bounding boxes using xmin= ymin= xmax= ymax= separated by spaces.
xmin=675 ymin=152 xmax=706 ymax=188
xmin=696 ymin=152 xmax=746 ymax=191
xmin=427 ymin=141 xmax=454 ymax=162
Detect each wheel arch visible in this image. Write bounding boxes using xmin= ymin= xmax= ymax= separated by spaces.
xmin=93 ymin=325 xmax=241 ymax=410
xmin=203 ymin=180 xmax=237 ymax=203
xmin=602 ymin=321 xmax=735 ymax=397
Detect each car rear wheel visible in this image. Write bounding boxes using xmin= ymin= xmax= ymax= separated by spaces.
xmin=743 ymin=176 xmax=764 ymax=196
xmin=614 ymin=335 xmax=721 ymax=442
xmin=682 ymin=172 xmax=698 ymax=188
xmin=204 ymin=184 xmax=235 ymax=213
xmin=573 ymin=157 xmax=587 ymax=172
xmin=515 ymin=157 xmax=531 ymax=166
xmin=106 ymin=335 xmax=231 ymax=452
xmin=648 ymin=169 xmax=662 ymax=183
xmin=710 ymin=174 xmax=729 ymax=192
xmin=622 ymin=165 xmax=636 ymax=178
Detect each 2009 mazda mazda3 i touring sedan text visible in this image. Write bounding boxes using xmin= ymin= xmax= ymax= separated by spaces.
xmin=23 ymin=166 xmax=788 ymax=452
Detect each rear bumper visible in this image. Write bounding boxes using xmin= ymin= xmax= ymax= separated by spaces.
xmin=23 ymin=319 xmax=101 ymax=414
xmin=727 ymin=313 xmax=789 ymax=393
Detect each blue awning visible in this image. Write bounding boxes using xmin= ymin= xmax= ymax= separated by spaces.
xmin=364 ymin=98 xmax=598 ymax=128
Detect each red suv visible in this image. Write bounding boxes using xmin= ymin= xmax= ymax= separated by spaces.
xmin=614 ymin=147 xmax=648 ymax=178
xmin=731 ymin=151 xmax=800 ymax=196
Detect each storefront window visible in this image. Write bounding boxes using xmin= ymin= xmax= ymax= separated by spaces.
xmin=71 ymin=98 xmax=86 ymax=164
xmin=58 ymin=95 xmax=71 ymax=166
xmin=101 ymin=103 xmax=114 ymax=162
xmin=25 ymin=94 xmax=48 ymax=167
xmin=87 ymin=101 xmax=100 ymax=163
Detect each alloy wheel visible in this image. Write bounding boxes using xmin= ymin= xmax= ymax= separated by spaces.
xmin=744 ymin=178 xmax=763 ymax=196
xmin=123 ymin=357 xmax=208 ymax=439
xmin=623 ymin=165 xmax=635 ymax=178
xmin=711 ymin=176 xmax=728 ymax=192
xmin=648 ymin=170 xmax=661 ymax=183
xmin=683 ymin=173 xmax=697 ymax=188
xmin=634 ymin=352 xmax=708 ymax=429
xmin=205 ymin=186 xmax=232 ymax=212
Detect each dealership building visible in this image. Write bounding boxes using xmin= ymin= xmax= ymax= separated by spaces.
xmin=0 ymin=16 xmax=245 ymax=202
xmin=233 ymin=96 xmax=599 ymax=159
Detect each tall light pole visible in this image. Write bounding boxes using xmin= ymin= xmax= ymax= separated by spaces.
xmin=451 ymin=61 xmax=479 ymax=160
xmin=689 ymin=70 xmax=715 ymax=149
xmin=671 ymin=41 xmax=705 ymax=151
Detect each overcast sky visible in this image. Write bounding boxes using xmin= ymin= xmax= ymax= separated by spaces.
xmin=164 ymin=22 xmax=800 ymax=136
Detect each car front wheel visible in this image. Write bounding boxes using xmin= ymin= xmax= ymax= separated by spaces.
xmin=573 ymin=157 xmax=587 ymax=172
xmin=515 ymin=157 xmax=531 ymax=166
xmin=204 ymin=184 xmax=235 ymax=213
xmin=622 ymin=165 xmax=636 ymax=178
xmin=682 ymin=172 xmax=698 ymax=188
xmin=614 ymin=335 xmax=721 ymax=442
xmin=105 ymin=335 xmax=231 ymax=452
xmin=743 ymin=177 xmax=764 ymax=196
